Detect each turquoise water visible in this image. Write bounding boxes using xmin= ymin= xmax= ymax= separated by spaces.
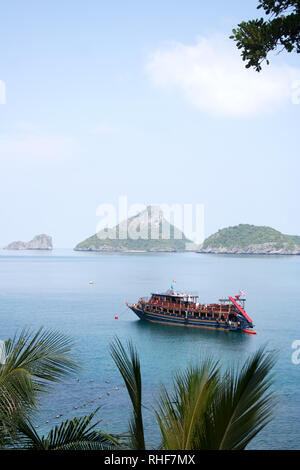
xmin=0 ymin=249 xmax=299 ymax=449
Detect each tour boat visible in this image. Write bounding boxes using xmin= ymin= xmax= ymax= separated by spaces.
xmin=126 ymin=288 xmax=256 ymax=334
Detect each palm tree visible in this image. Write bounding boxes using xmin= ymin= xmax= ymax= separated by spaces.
xmin=109 ymin=338 xmax=278 ymax=450
xmin=12 ymin=409 xmax=117 ymax=450
xmin=0 ymin=327 xmax=78 ymax=446
xmin=110 ymin=337 xmax=146 ymax=450
xmin=0 ymin=327 xmax=119 ymax=449
xmin=0 ymin=328 xmax=278 ymax=450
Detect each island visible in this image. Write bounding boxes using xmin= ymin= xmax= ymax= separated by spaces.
xmin=74 ymin=206 xmax=194 ymax=252
xmin=4 ymin=234 xmax=53 ymax=251
xmin=198 ymin=224 xmax=300 ymax=255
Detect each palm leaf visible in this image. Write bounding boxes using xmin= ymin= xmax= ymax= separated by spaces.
xmin=110 ymin=337 xmax=146 ymax=450
xmin=3 ymin=327 xmax=78 ymax=387
xmin=196 ymin=347 xmax=278 ymax=450
xmin=13 ymin=409 xmax=118 ymax=450
xmin=0 ymin=327 xmax=78 ymax=445
xmin=155 ymin=359 xmax=219 ymax=450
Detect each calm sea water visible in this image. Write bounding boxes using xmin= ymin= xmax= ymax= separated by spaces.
xmin=0 ymin=249 xmax=299 ymax=449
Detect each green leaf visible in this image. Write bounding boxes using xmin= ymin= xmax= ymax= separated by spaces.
xmin=110 ymin=337 xmax=146 ymax=450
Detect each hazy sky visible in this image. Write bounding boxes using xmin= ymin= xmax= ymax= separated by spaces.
xmin=0 ymin=0 xmax=299 ymax=247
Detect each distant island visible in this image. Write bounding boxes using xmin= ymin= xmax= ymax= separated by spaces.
xmin=4 ymin=234 xmax=53 ymax=251
xmin=198 ymin=224 xmax=300 ymax=255
xmin=74 ymin=206 xmax=194 ymax=252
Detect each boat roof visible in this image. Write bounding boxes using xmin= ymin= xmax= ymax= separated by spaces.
xmin=151 ymin=290 xmax=198 ymax=299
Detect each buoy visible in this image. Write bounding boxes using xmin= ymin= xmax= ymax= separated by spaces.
xmin=115 ymin=315 xmax=118 ymax=320
xmin=115 ymin=387 xmax=119 ymax=391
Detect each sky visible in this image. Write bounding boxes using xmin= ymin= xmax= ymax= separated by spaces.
xmin=0 ymin=0 xmax=299 ymax=247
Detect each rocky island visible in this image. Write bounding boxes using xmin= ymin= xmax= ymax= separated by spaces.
xmin=74 ymin=206 xmax=193 ymax=252
xmin=4 ymin=234 xmax=53 ymax=251
xmin=198 ymin=224 xmax=300 ymax=255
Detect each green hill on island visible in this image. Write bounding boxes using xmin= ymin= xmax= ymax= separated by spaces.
xmin=289 ymin=235 xmax=300 ymax=245
xmin=74 ymin=206 xmax=194 ymax=252
xmin=199 ymin=224 xmax=300 ymax=255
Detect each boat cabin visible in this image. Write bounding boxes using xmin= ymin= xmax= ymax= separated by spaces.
xmin=150 ymin=291 xmax=199 ymax=308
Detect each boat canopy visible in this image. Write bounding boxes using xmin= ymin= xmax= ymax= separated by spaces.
xmin=151 ymin=290 xmax=199 ymax=301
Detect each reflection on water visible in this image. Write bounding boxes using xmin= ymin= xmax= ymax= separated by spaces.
xmin=131 ymin=318 xmax=250 ymax=347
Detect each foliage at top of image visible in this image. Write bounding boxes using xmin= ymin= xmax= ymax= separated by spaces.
xmin=230 ymin=0 xmax=300 ymax=71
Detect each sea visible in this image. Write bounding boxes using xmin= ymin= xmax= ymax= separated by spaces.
xmin=0 ymin=249 xmax=299 ymax=450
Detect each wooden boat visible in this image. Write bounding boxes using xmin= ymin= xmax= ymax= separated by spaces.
xmin=126 ymin=288 xmax=256 ymax=334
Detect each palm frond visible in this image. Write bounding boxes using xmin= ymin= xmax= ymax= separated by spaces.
xmin=197 ymin=347 xmax=278 ymax=450
xmin=14 ymin=409 xmax=118 ymax=450
xmin=9 ymin=414 xmax=44 ymax=449
xmin=0 ymin=327 xmax=78 ymax=445
xmin=155 ymin=359 xmax=219 ymax=450
xmin=110 ymin=337 xmax=146 ymax=450
xmin=3 ymin=327 xmax=78 ymax=387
